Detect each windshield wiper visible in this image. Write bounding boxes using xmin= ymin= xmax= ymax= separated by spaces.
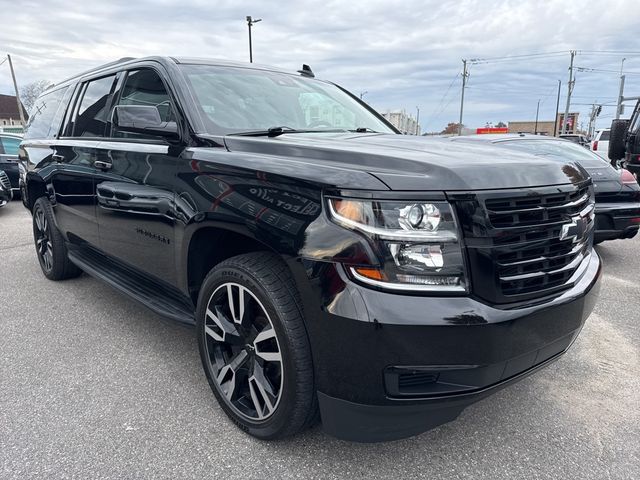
xmin=229 ymin=126 xmax=300 ymax=137
xmin=229 ymin=126 xmax=349 ymax=137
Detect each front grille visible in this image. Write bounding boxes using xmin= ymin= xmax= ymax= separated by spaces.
xmin=0 ymin=171 xmax=10 ymax=191
xmin=454 ymin=182 xmax=594 ymax=304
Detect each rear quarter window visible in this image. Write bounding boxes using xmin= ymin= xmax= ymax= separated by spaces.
xmin=598 ymin=130 xmax=610 ymax=141
xmin=23 ymin=86 xmax=70 ymax=140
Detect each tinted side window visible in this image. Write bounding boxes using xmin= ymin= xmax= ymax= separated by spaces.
xmin=23 ymin=87 xmax=68 ymax=140
xmin=0 ymin=135 xmax=21 ymax=155
xmin=112 ymin=69 xmax=172 ymax=139
xmin=599 ymin=130 xmax=610 ymax=141
xmin=74 ymin=75 xmax=116 ymax=137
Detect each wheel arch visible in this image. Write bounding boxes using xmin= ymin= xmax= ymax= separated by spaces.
xmin=25 ymin=173 xmax=48 ymax=211
xmin=183 ymin=225 xmax=285 ymax=305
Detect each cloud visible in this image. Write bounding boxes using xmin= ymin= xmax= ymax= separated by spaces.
xmin=1 ymin=0 xmax=638 ymax=131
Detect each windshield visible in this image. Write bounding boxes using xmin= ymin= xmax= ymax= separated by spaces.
xmin=496 ymin=139 xmax=610 ymax=168
xmin=179 ymin=65 xmax=395 ymax=135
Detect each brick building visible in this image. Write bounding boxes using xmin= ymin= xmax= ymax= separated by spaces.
xmin=508 ymin=112 xmax=580 ymax=136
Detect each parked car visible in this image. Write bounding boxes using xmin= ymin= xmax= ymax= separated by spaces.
xmin=559 ymin=133 xmax=589 ymax=147
xmin=450 ymin=134 xmax=640 ymax=243
xmin=22 ymin=57 xmax=601 ymax=443
xmin=609 ymin=100 xmax=640 ymax=180
xmin=0 ymin=132 xmax=22 ymax=198
xmin=0 ymin=170 xmax=12 ymax=206
xmin=591 ymin=128 xmax=611 ymax=161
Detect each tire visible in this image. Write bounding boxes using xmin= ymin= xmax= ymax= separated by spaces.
xmin=196 ymin=252 xmax=317 ymax=440
xmin=608 ymin=119 xmax=629 ymax=161
xmin=32 ymin=197 xmax=82 ymax=281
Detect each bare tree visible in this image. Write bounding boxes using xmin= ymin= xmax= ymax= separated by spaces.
xmin=440 ymin=122 xmax=463 ymax=135
xmin=20 ymin=80 xmax=53 ymax=114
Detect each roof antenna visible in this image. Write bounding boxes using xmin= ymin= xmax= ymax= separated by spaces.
xmin=297 ymin=64 xmax=315 ymax=78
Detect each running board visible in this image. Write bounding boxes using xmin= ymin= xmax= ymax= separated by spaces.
xmin=68 ymin=247 xmax=195 ymax=325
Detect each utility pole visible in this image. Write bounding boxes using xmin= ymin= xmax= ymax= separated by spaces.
xmin=534 ymin=99 xmax=540 ymax=134
xmin=587 ymin=104 xmax=596 ymax=138
xmin=562 ymin=50 xmax=576 ymax=134
xmin=553 ymin=79 xmax=561 ymax=136
xmin=416 ymin=106 xmax=420 ymax=135
xmin=458 ymin=59 xmax=468 ymax=136
xmin=616 ymin=74 xmax=626 ymax=119
xmin=246 ymin=16 xmax=262 ymax=63
xmin=7 ymin=54 xmax=26 ymax=126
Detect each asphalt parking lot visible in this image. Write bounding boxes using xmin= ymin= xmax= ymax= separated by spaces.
xmin=0 ymin=199 xmax=638 ymax=480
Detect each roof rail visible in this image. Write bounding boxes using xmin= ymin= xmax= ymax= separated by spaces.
xmin=52 ymin=57 xmax=137 ymax=87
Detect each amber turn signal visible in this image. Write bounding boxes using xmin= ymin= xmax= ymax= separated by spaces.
xmin=331 ymin=199 xmax=364 ymax=223
xmin=352 ymin=267 xmax=387 ymax=281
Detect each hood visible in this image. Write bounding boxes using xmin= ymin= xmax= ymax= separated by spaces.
xmin=223 ymin=133 xmax=588 ymax=191
xmin=583 ymin=165 xmax=622 ymax=195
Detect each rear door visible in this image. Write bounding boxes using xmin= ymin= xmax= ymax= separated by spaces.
xmin=21 ymin=85 xmax=74 ymax=206
xmin=51 ymin=74 xmax=117 ymax=246
xmin=95 ymin=66 xmax=179 ymax=284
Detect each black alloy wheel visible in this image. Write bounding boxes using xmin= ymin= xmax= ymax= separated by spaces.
xmin=34 ymin=204 xmax=54 ymax=273
xmin=203 ymin=282 xmax=284 ymax=421
xmin=196 ymin=252 xmax=317 ymax=439
xmin=32 ymin=197 xmax=81 ymax=281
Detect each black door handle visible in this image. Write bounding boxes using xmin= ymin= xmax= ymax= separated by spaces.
xmin=52 ymin=154 xmax=64 ymax=163
xmin=94 ymin=160 xmax=112 ymax=170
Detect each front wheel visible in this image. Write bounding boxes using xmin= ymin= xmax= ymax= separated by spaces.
xmin=196 ymin=252 xmax=317 ymax=439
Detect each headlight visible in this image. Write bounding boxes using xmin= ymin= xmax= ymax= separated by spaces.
xmin=328 ymin=198 xmax=467 ymax=292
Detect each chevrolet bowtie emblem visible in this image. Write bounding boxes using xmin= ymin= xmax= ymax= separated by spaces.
xmin=559 ymin=215 xmax=588 ymax=243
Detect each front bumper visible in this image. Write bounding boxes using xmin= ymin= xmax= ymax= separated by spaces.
xmin=293 ymin=250 xmax=601 ymax=442
xmin=594 ymin=202 xmax=640 ymax=242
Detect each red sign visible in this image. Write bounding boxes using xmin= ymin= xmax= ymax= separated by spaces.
xmin=476 ymin=127 xmax=509 ymax=134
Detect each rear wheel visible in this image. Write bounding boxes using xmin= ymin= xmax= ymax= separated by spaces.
xmin=196 ymin=252 xmax=317 ymax=439
xmin=32 ymin=197 xmax=81 ymax=281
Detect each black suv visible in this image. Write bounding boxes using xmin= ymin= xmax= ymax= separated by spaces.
xmin=22 ymin=57 xmax=601 ymax=442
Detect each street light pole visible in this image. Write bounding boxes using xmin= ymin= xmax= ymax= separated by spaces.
xmin=416 ymin=106 xmax=420 ymax=135
xmin=534 ymin=99 xmax=540 ymax=134
xmin=616 ymin=75 xmax=626 ymax=120
xmin=615 ymin=57 xmax=626 ymax=119
xmin=246 ymin=16 xmax=262 ymax=63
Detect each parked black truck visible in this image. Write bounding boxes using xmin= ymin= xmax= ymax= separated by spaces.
xmin=22 ymin=57 xmax=601 ymax=442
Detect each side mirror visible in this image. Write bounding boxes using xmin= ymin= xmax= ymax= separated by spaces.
xmin=608 ymin=118 xmax=630 ymax=161
xmin=113 ymin=105 xmax=179 ymax=140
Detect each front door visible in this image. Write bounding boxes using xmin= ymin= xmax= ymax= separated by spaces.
xmin=95 ymin=68 xmax=179 ymax=285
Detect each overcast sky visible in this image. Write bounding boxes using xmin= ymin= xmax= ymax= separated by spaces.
xmin=1 ymin=0 xmax=639 ymax=132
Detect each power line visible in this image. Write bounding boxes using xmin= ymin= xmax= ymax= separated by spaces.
xmin=575 ymin=66 xmax=640 ymax=75
xmin=425 ymin=73 xmax=459 ymax=126
xmin=469 ymin=51 xmax=567 ymax=65
xmin=579 ymin=50 xmax=640 ymax=55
